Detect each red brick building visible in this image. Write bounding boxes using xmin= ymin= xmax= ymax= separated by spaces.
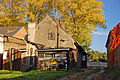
xmin=106 ymin=23 xmax=120 ymax=69
xmin=0 ymin=26 xmax=27 ymax=40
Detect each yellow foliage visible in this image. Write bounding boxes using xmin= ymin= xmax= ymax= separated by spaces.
xmin=0 ymin=0 xmax=106 ymax=50
xmin=52 ymin=0 xmax=106 ymax=50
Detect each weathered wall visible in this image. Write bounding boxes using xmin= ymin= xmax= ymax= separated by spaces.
xmin=13 ymin=27 xmax=27 ymax=40
xmin=2 ymin=36 xmax=38 ymax=71
xmin=69 ymin=50 xmax=81 ymax=68
xmin=106 ymin=34 xmax=112 ymax=68
xmin=113 ymin=45 xmax=120 ymax=69
xmin=35 ymin=15 xmax=76 ymax=49
xmin=21 ymin=43 xmax=38 ymax=71
xmin=28 ymin=22 xmax=35 ymax=42
xmin=3 ymin=36 xmax=26 ymax=50
xmin=0 ymin=36 xmax=4 ymax=53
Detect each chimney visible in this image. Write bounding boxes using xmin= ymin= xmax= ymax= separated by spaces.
xmin=28 ymin=22 xmax=35 ymax=42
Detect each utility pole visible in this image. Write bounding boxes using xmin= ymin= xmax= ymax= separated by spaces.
xmin=53 ymin=0 xmax=59 ymax=48
xmin=57 ymin=21 xmax=59 ymax=48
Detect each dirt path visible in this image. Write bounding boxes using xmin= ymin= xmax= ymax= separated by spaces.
xmin=59 ymin=72 xmax=81 ymax=80
xmin=85 ymin=69 xmax=105 ymax=80
xmin=59 ymin=69 xmax=91 ymax=80
xmin=59 ymin=69 xmax=105 ymax=80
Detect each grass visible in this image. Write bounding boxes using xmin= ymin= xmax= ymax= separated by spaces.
xmin=0 ymin=69 xmax=83 ymax=80
xmin=104 ymin=69 xmax=120 ymax=80
xmin=97 ymin=69 xmax=120 ymax=80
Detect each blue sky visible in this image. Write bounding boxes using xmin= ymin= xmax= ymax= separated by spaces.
xmin=90 ymin=0 xmax=120 ymax=53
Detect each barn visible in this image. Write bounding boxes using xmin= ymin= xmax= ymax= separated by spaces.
xmin=106 ymin=23 xmax=120 ymax=69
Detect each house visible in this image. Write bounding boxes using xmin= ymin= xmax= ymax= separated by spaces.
xmin=0 ymin=26 xmax=27 ymax=40
xmin=0 ymin=15 xmax=87 ymax=71
xmin=28 ymin=15 xmax=87 ymax=70
xmin=0 ymin=34 xmax=44 ymax=71
xmin=106 ymin=23 xmax=120 ymax=69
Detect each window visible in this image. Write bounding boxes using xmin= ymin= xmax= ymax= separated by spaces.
xmin=82 ymin=55 xmax=86 ymax=61
xmin=48 ymin=32 xmax=55 ymax=40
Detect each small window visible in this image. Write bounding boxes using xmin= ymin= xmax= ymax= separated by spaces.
xmin=48 ymin=32 xmax=55 ymax=40
xmin=82 ymin=55 xmax=86 ymax=61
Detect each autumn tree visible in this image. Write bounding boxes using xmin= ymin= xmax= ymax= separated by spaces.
xmin=0 ymin=0 xmax=26 ymax=27
xmin=0 ymin=0 xmax=106 ymax=50
xmin=0 ymin=0 xmax=53 ymax=26
xmin=50 ymin=0 xmax=106 ymax=51
xmin=25 ymin=0 xmax=53 ymax=22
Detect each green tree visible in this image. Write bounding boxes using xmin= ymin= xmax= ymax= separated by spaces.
xmin=88 ymin=50 xmax=107 ymax=62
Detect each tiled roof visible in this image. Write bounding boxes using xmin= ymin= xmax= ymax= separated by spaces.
xmin=0 ymin=26 xmax=23 ymax=37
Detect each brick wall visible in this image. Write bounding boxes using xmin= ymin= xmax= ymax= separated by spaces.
xmin=106 ymin=35 xmax=112 ymax=68
xmin=113 ymin=45 xmax=120 ymax=69
xmin=13 ymin=27 xmax=27 ymax=40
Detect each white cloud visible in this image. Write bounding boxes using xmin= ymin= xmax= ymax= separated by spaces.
xmin=93 ymin=32 xmax=108 ymax=35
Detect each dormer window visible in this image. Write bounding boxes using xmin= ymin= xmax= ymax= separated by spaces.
xmin=48 ymin=32 xmax=55 ymax=40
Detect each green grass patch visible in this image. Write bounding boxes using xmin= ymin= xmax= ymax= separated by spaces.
xmin=0 ymin=69 xmax=83 ymax=80
xmin=97 ymin=69 xmax=120 ymax=80
xmin=104 ymin=69 xmax=120 ymax=80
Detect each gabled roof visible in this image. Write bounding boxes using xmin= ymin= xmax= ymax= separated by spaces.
xmin=106 ymin=23 xmax=120 ymax=49
xmin=105 ymin=30 xmax=111 ymax=47
xmin=0 ymin=26 xmax=23 ymax=37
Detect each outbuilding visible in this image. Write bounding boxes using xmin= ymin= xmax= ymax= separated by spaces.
xmin=106 ymin=23 xmax=120 ymax=69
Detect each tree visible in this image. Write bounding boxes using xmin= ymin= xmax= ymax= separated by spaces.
xmin=0 ymin=0 xmax=26 ymax=27
xmin=88 ymin=50 xmax=107 ymax=62
xmin=25 ymin=0 xmax=53 ymax=23
xmin=0 ymin=0 xmax=52 ymax=26
xmin=0 ymin=0 xmax=106 ymax=50
xmin=50 ymin=0 xmax=106 ymax=50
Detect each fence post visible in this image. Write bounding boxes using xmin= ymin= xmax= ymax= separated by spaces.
xmin=9 ymin=48 xmax=12 ymax=73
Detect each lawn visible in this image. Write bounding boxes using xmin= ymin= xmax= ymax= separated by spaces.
xmin=0 ymin=69 xmax=83 ymax=80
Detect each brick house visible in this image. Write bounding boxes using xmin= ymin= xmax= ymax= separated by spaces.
xmin=106 ymin=23 xmax=120 ymax=69
xmin=28 ymin=15 xmax=87 ymax=70
xmin=0 ymin=26 xmax=27 ymax=40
